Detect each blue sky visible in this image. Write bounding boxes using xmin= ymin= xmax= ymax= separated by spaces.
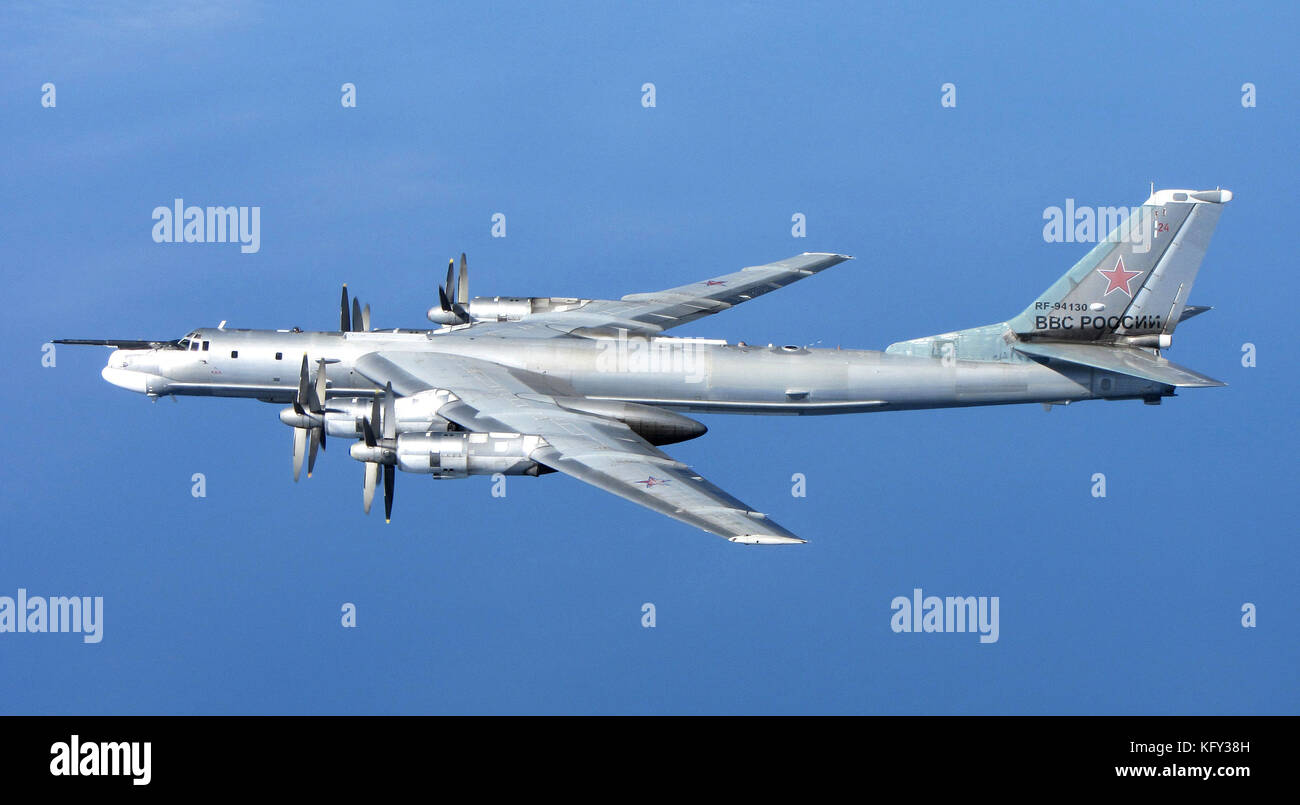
xmin=2 ymin=1 xmax=1296 ymax=714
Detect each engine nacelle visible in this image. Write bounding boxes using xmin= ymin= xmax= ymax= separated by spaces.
xmin=395 ymin=432 xmax=550 ymax=478
xmin=428 ymin=296 xmax=592 ymax=325
xmin=551 ymin=398 xmax=707 ymax=445
xmin=279 ymin=389 xmax=456 ymax=438
xmin=466 ymin=297 xmax=535 ymax=322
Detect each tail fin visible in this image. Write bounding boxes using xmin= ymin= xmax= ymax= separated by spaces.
xmin=887 ymin=188 xmax=1230 ymax=362
xmin=1007 ymin=188 xmax=1231 ymax=346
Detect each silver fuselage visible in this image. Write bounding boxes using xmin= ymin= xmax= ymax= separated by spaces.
xmin=102 ymin=326 xmax=1168 ymax=413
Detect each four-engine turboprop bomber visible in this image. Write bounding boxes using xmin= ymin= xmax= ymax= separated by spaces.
xmin=58 ymin=188 xmax=1231 ymax=544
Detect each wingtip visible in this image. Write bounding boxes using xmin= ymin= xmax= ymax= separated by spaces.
xmin=729 ymin=534 xmax=808 ymax=545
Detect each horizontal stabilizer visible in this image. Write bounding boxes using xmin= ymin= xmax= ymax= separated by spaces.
xmin=1013 ymin=341 xmax=1226 ymax=388
xmin=1178 ymin=305 xmax=1212 ymax=323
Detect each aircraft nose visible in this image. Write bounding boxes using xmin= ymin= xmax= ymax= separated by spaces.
xmin=101 ymin=365 xmax=151 ymax=393
xmin=101 ymin=350 xmax=155 ymax=394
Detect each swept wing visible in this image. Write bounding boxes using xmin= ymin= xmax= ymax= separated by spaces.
xmin=355 ymin=351 xmax=804 ymax=544
xmin=459 ymin=252 xmax=851 ymax=339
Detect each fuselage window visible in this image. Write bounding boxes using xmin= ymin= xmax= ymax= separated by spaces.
xmin=231 ymin=350 xmax=239 ymax=358
xmin=275 ymin=352 xmax=282 ymax=360
xmin=202 ymin=341 xmax=209 ymax=351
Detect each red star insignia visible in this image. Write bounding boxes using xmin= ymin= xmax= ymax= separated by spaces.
xmin=705 ymin=280 xmax=726 ymax=286
xmin=635 ymin=476 xmax=670 ymax=487
xmin=1097 ymin=256 xmax=1142 ymax=297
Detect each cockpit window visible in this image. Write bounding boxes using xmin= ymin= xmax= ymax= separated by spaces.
xmin=168 ymin=331 xmax=204 ymax=350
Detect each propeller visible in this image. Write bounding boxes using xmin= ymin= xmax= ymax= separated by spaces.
xmin=340 ymin=284 xmax=372 ymax=332
xmin=290 ymin=356 xmax=330 ymax=481
xmin=456 ymin=252 xmax=469 ymax=306
xmin=429 ymin=254 xmax=471 ymax=324
xmin=354 ymin=382 xmax=398 ymax=522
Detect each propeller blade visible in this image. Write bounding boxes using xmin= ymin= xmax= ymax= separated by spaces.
xmin=297 ymin=355 xmax=311 ymax=405
xmin=363 ymin=462 xmax=378 ymax=514
xmin=313 ymin=360 xmax=328 ymax=414
xmin=445 ymin=259 xmax=455 ymax=302
xmin=292 ymin=427 xmax=308 ymax=482
xmin=457 ymin=252 xmax=469 ymax=305
xmin=361 ymin=303 xmax=371 ymax=332
xmin=383 ymin=463 xmax=395 ymax=522
xmin=352 ymin=297 xmax=362 ymax=333
xmin=382 ymin=382 xmax=396 ymax=440
xmin=307 ymin=427 xmax=321 ymax=477
xmin=340 ymin=284 xmax=351 ymax=332
xmin=438 ymin=285 xmax=452 ymax=313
